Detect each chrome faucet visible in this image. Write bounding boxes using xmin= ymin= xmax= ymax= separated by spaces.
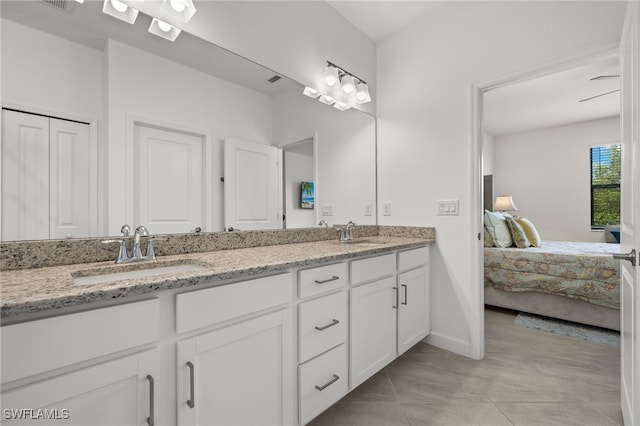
xmin=102 ymin=224 xmax=156 ymax=264
xmin=337 ymin=221 xmax=356 ymax=242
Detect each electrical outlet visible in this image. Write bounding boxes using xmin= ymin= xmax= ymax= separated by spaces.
xmin=364 ymin=203 xmax=373 ymax=216
xmin=322 ymin=204 xmax=334 ymax=216
xmin=383 ymin=202 xmax=391 ymax=216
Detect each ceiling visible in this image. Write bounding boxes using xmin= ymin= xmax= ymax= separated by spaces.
xmin=328 ymin=1 xmax=620 ymax=137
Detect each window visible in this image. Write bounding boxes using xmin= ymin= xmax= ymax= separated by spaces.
xmin=590 ymin=144 xmax=621 ymax=229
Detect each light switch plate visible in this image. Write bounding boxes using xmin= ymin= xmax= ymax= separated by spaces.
xmin=383 ymin=202 xmax=391 ymax=216
xmin=437 ymin=199 xmax=459 ymax=216
xmin=322 ymin=204 xmax=334 ymax=216
xmin=364 ymin=203 xmax=373 ymax=216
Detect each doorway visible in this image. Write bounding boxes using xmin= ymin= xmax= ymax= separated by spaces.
xmin=282 ymin=137 xmax=315 ymax=229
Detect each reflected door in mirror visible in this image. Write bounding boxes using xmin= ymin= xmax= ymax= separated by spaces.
xmin=134 ymin=125 xmax=204 ymax=234
xmin=2 ymin=109 xmax=92 ymax=241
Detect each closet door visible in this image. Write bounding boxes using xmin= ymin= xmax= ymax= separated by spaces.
xmin=1 ymin=110 xmax=50 ymax=241
xmin=49 ymin=118 xmax=92 ymax=239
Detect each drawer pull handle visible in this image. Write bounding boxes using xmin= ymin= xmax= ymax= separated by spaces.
xmin=393 ymin=286 xmax=398 ymax=309
xmin=315 ymin=374 xmax=340 ymax=391
xmin=315 ymin=319 xmax=340 ymax=331
xmin=186 ymin=361 xmax=195 ymax=409
xmin=402 ymin=284 xmax=408 ymax=305
xmin=314 ymin=276 xmax=340 ymax=284
xmin=146 ymin=375 xmax=155 ymax=426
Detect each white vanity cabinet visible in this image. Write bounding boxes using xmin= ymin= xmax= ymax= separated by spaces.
xmin=175 ymin=273 xmax=294 ymax=426
xmin=397 ymin=246 xmax=431 ymax=355
xmin=0 ymin=300 xmax=160 ymax=425
xmin=296 ymin=263 xmax=348 ymax=425
xmin=349 ymin=247 xmax=431 ymax=388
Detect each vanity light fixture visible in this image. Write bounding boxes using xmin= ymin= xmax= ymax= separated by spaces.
xmin=160 ymin=0 xmax=197 ymax=23
xmin=148 ymin=17 xmax=182 ymax=41
xmin=102 ymin=0 xmax=139 ymax=24
xmin=304 ymin=61 xmax=372 ymax=112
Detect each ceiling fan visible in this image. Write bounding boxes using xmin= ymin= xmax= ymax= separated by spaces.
xmin=579 ymin=75 xmax=620 ymax=102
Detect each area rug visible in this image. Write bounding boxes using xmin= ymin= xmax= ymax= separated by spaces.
xmin=514 ymin=313 xmax=620 ymax=348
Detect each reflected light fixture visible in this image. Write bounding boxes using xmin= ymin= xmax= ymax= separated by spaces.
xmin=494 ymin=195 xmax=518 ymax=212
xmin=160 ymin=0 xmax=197 ymax=23
xmin=304 ymin=61 xmax=372 ymax=112
xmin=102 ymin=0 xmax=138 ymax=24
xmin=149 ymin=18 xmax=182 ymax=41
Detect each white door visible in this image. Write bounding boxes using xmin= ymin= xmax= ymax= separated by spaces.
xmin=49 ymin=118 xmax=92 ymax=239
xmin=1 ymin=110 xmax=50 ymax=240
xmin=223 ymin=137 xmax=281 ymax=231
xmin=620 ymin=2 xmax=640 ymax=425
xmin=134 ymin=125 xmax=204 ymax=234
xmin=349 ymin=276 xmax=397 ymax=388
xmin=176 ymin=309 xmax=293 ymax=425
xmin=1 ymin=350 xmax=158 ymax=426
xmin=397 ymin=267 xmax=431 ymax=355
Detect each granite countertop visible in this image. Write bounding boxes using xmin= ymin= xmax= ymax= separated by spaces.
xmin=1 ymin=236 xmax=433 ymax=321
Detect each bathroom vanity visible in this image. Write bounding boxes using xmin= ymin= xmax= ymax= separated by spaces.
xmin=0 ymin=228 xmax=433 ymax=425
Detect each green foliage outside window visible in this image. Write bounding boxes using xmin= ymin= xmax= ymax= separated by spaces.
xmin=591 ymin=145 xmax=621 ymax=228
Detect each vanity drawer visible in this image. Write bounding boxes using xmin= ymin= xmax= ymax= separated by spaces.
xmin=398 ymin=246 xmax=430 ymax=272
xmin=299 ymin=291 xmax=347 ymax=363
xmin=298 ymin=262 xmax=347 ymax=299
xmin=351 ymin=253 xmax=396 ymax=285
xmin=176 ymin=273 xmax=292 ymax=333
xmin=299 ymin=344 xmax=347 ymax=425
xmin=1 ymin=299 xmax=159 ymax=384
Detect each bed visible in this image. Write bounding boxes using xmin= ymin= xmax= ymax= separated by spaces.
xmin=484 ymin=240 xmax=621 ymax=330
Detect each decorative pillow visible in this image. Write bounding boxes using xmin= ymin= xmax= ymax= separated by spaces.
xmin=514 ymin=216 xmax=542 ymax=247
xmin=484 ymin=210 xmax=513 ymax=248
xmin=484 ymin=227 xmax=495 ymax=247
xmin=505 ymin=216 xmax=531 ymax=248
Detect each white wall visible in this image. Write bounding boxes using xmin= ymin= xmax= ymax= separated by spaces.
xmin=273 ymin=87 xmax=376 ymax=227
xmin=483 ymin=130 xmax=495 ymax=176
xmin=494 ymin=116 xmax=620 ymax=242
xmin=0 ymin=19 xmax=103 ymax=121
xmin=106 ymin=40 xmax=273 ymax=235
xmin=377 ymin=1 xmax=627 ymax=357
xmin=132 ymin=1 xmax=377 ymax=115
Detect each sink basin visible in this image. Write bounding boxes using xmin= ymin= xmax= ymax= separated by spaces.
xmin=73 ymin=264 xmax=205 ymax=286
xmin=339 ymin=239 xmax=386 ymax=247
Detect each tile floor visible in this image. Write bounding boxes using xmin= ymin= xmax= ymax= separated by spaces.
xmin=309 ymin=307 xmax=621 ymax=426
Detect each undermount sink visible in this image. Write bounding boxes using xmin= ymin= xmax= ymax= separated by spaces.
xmin=339 ymin=239 xmax=386 ymax=247
xmin=72 ymin=263 xmax=205 ymax=286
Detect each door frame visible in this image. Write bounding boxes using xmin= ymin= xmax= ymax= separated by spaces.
xmin=126 ymin=114 xmax=213 ymax=232
xmin=469 ymin=44 xmax=621 ymax=360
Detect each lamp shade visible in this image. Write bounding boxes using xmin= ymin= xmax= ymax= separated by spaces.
xmin=148 ymin=18 xmax=182 ymax=41
xmin=340 ymin=75 xmax=356 ymax=95
xmin=356 ymin=81 xmax=371 ymax=104
xmin=102 ymin=0 xmax=138 ymax=24
xmin=160 ymin=0 xmax=196 ymax=23
xmin=494 ymin=195 xmax=518 ymax=211
xmin=321 ymin=66 xmax=340 ymax=88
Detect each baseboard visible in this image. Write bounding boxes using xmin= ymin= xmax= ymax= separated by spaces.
xmin=423 ymin=332 xmax=473 ymax=358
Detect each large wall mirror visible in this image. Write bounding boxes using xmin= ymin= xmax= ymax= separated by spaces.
xmin=0 ymin=0 xmax=376 ymax=241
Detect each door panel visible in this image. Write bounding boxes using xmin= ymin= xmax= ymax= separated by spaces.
xmin=620 ymin=2 xmax=639 ymax=425
xmin=49 ymin=119 xmax=91 ymax=239
xmin=224 ymin=137 xmax=281 ymax=230
xmin=134 ymin=125 xmax=204 ymax=234
xmin=1 ymin=110 xmax=49 ymax=241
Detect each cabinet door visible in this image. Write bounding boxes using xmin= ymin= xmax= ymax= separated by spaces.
xmin=397 ymin=267 xmax=430 ymax=355
xmin=177 ymin=309 xmax=293 ymax=426
xmin=1 ymin=350 xmax=158 ymax=426
xmin=349 ymin=276 xmax=397 ymax=388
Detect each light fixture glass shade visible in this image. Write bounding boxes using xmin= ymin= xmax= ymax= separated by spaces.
xmin=102 ymin=0 xmax=138 ymax=24
xmin=318 ymin=94 xmax=335 ymax=105
xmin=340 ymin=75 xmax=356 ymax=95
xmin=356 ymin=81 xmax=371 ymax=104
xmin=148 ymin=18 xmax=182 ymax=41
xmin=321 ymin=66 xmax=340 ymax=88
xmin=75 ymin=0 xmax=84 ymax=3
xmin=303 ymin=87 xmax=321 ymax=99
xmin=494 ymin=195 xmax=518 ymax=211
xmin=334 ymin=101 xmax=351 ymax=111
xmin=160 ymin=0 xmax=197 ymax=23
